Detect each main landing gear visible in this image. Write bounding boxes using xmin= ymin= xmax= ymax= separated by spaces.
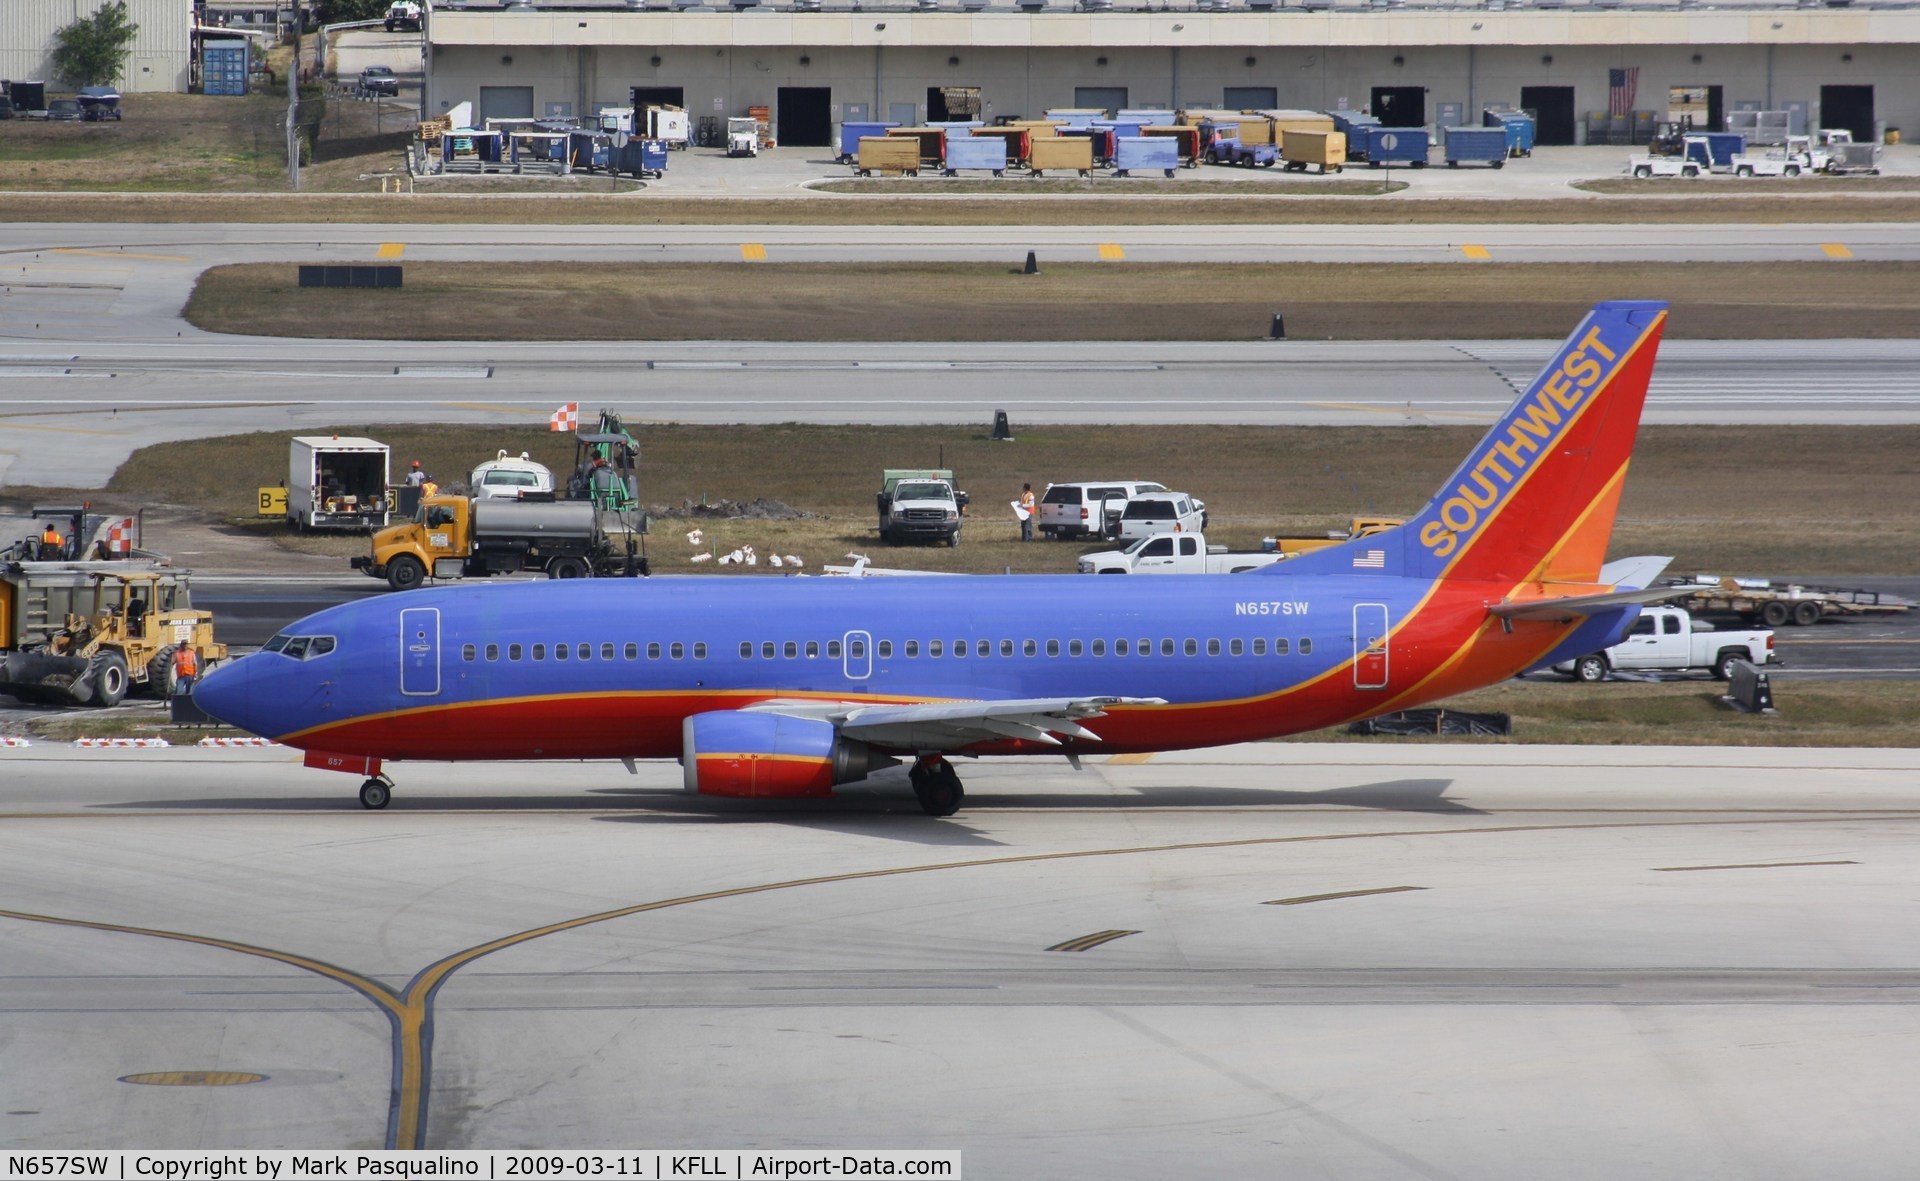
xmin=910 ymin=756 xmax=964 ymax=817
xmin=359 ymin=774 xmax=395 ymax=810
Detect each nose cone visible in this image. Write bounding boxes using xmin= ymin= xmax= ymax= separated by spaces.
xmin=192 ymin=657 xmax=256 ymax=732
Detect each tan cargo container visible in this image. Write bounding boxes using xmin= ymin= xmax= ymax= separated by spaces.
xmin=1281 ymin=129 xmax=1347 ymax=173
xmin=1005 ymin=119 xmax=1063 ymax=139
xmin=1267 ymin=111 xmax=1338 ymax=142
xmin=886 ymin=126 xmax=947 ymax=164
xmin=858 ymin=136 xmax=923 ymax=175
xmin=1028 ymin=135 xmax=1094 ymax=176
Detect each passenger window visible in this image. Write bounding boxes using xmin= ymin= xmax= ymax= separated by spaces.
xmin=624 ymin=643 xmax=638 ymax=660
xmin=1046 ymin=640 xmax=1060 ymax=657
xmin=532 ymin=643 xmax=547 ymax=661
xmin=828 ymin=641 xmax=842 ymax=658
xmin=462 ymin=644 xmax=476 ymax=662
xmin=671 ymin=643 xmax=684 ymax=659
xmin=554 ymin=643 xmax=568 ymax=661
xmin=1069 ymin=639 xmax=1082 ymax=657
xmin=1143 ymin=537 xmax=1174 ymax=557
xmin=693 ymin=643 xmax=706 ymax=659
xmin=977 ymin=640 xmax=989 ymax=656
xmin=1092 ymin=639 xmax=1106 ymax=657
xmin=1275 ymin=638 xmax=1290 ymax=655
xmin=741 ymin=642 xmax=753 ymax=658
xmin=1160 ymin=639 xmax=1174 ymax=656
xmin=599 ymin=643 xmax=613 ymax=660
xmin=906 ymin=640 xmax=920 ymax=658
xmin=762 ymin=641 xmax=776 ymax=659
xmin=648 ymin=643 xmax=662 ymax=660
xmin=509 ymin=643 xmax=523 ymax=661
xmin=1300 ymin=638 xmax=1313 ymax=655
xmin=1115 ymin=639 xmax=1129 ymax=656
xmin=1001 ymin=640 xmax=1014 ymax=656
xmin=806 ymin=641 xmax=819 ymax=658
xmin=1184 ymin=639 xmax=1199 ymax=656
xmin=1208 ymin=639 xmax=1221 ymax=656
xmin=878 ymin=640 xmax=893 ymax=658
xmin=1230 ymin=638 xmax=1244 ymax=656
xmin=1138 ymin=638 xmax=1150 ymax=656
xmin=931 ymin=640 xmax=944 ymax=657
xmin=1023 ymin=640 xmax=1037 ymax=656
xmin=486 ymin=643 xmax=500 ymax=661
xmin=785 ymin=641 xmax=799 ymax=658
xmin=952 ymin=640 xmax=966 ymax=659
xmin=849 ymin=639 xmax=865 ymax=659
xmin=578 ymin=643 xmax=591 ymax=660
xmin=1253 ymin=638 xmax=1266 ymax=656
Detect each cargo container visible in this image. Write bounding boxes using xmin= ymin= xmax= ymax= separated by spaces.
xmin=1331 ymin=110 xmax=1381 ymax=142
xmin=1028 ymin=135 xmax=1095 ymax=177
xmin=1361 ymin=126 xmax=1430 ymax=167
xmin=928 ymin=120 xmax=982 ymax=139
xmin=1280 ymin=129 xmax=1346 ymax=173
xmin=1263 ymin=110 xmax=1338 ymax=143
xmin=1117 ymin=109 xmax=1175 ymax=125
xmin=943 ymin=135 xmax=1008 ymax=176
xmin=1061 ymin=126 xmax=1115 ymax=165
xmin=1141 ymin=125 xmax=1200 ymax=167
xmin=837 ymin=120 xmax=898 ymax=163
xmin=645 ymin=105 xmax=690 ymax=150
xmin=1442 ymin=126 xmax=1508 ymax=168
xmin=1004 ymin=119 xmax=1063 ymax=140
xmin=1483 ymin=107 xmax=1536 ymax=157
xmin=1112 ymin=135 xmax=1181 ymax=177
xmin=886 ymin=126 xmax=947 ymax=165
xmin=972 ymin=126 xmax=1032 ymax=166
xmin=1044 ymin=108 xmax=1107 ymax=128
xmin=856 ymin=135 xmax=922 ymax=175
xmin=610 ymin=137 xmax=669 ymax=178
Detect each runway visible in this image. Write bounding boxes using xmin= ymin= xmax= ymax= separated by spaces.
xmin=1 ymin=742 xmax=1916 ymax=1171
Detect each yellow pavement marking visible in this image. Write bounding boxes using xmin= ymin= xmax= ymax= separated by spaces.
xmin=741 ymin=243 xmax=768 ymax=261
xmin=1107 ymin=752 xmax=1156 ymax=765
xmin=375 ymin=243 xmax=406 ymax=259
xmin=51 ymin=248 xmax=190 ymax=262
xmin=1265 ymin=886 xmax=1426 ymax=906
xmin=1461 ymin=244 xmax=1492 ymax=260
xmin=1097 ymin=243 xmax=1125 ymax=261
xmin=1047 ymin=929 xmax=1141 ymax=953
xmin=1819 ymin=243 xmax=1854 ymax=259
xmin=1653 ymin=859 xmax=1856 ymax=873
xmin=121 ymin=1072 xmax=267 ymax=1087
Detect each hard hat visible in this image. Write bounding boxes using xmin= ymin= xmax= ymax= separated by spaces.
xmin=410 ymin=460 xmax=422 ymax=468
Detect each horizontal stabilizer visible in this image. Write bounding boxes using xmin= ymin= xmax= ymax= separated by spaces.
xmin=1598 ymin=555 xmax=1674 ymax=590
xmin=1489 ymin=584 xmax=1698 ymax=623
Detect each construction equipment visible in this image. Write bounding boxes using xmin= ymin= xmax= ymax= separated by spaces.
xmin=0 ymin=567 xmax=225 ymax=706
xmin=567 ymin=409 xmax=640 ymax=512
xmin=0 ymin=505 xmax=145 ymax=564
xmin=1263 ymin=517 xmax=1404 ymax=557
xmin=354 ymin=495 xmax=647 ymax=590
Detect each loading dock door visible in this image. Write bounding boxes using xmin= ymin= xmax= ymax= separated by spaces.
xmin=630 ymin=86 xmax=685 ymax=110
xmin=1224 ymin=86 xmax=1277 ymax=110
xmin=1819 ymin=85 xmax=1874 ymax=142
xmin=1074 ymin=86 xmax=1128 ymax=113
xmin=1370 ymin=86 xmax=1425 ymax=127
xmin=777 ymin=87 xmax=832 ymax=147
xmin=479 ymin=86 xmax=533 ymax=123
xmin=1520 ymin=85 xmax=1576 ymax=145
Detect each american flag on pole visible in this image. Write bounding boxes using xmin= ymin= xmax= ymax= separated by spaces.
xmin=1352 ymin=549 xmax=1386 ymax=569
xmin=549 ymin=401 xmax=578 ymax=432
xmin=1608 ymin=67 xmax=1639 ymax=118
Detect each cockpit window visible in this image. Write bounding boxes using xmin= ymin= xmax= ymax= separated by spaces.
xmin=265 ymin=634 xmax=336 ymax=660
xmin=263 ymin=633 xmax=291 ymax=653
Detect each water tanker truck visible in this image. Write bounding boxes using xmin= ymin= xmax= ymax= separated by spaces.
xmin=353 ymin=495 xmax=647 ymax=591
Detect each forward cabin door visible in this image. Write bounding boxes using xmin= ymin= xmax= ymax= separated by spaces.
xmin=1353 ymin=603 xmax=1389 ymax=690
xmin=843 ymin=630 xmax=872 ymax=682
xmin=400 ymin=607 xmax=441 ymax=696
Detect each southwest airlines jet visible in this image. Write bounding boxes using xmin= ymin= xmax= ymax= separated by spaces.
xmin=195 ymin=302 xmax=1676 ymax=816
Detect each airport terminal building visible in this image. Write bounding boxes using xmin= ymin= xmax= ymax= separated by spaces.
xmin=420 ymin=0 xmax=1920 ymax=145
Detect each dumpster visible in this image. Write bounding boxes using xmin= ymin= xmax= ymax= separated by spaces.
xmin=1362 ymin=126 xmax=1430 ymax=167
xmin=886 ymin=126 xmax=947 ymax=165
xmin=837 ymin=120 xmax=897 ymax=163
xmin=1281 ymin=129 xmax=1346 ymax=173
xmin=1443 ymin=126 xmax=1507 ymax=168
xmin=1112 ymin=135 xmax=1180 ymax=177
xmin=943 ymin=135 xmax=1009 ymax=176
xmin=973 ymin=126 xmax=1032 ymax=165
xmin=1028 ymin=135 xmax=1095 ymax=177
xmin=857 ymin=135 xmax=922 ymax=175
xmin=1483 ymin=107 xmax=1536 ymax=157
xmin=612 ymin=137 xmax=668 ymax=178
xmin=1142 ymin=125 xmax=1201 ymax=167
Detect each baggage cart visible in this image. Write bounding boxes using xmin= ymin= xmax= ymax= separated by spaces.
xmin=943 ymin=135 xmax=1008 ymax=176
xmin=1281 ymin=129 xmax=1346 ymax=173
xmin=1483 ymin=107 xmax=1536 ymax=156
xmin=1361 ymin=126 xmax=1429 ymax=167
xmin=1112 ymin=135 xmax=1181 ymax=177
xmin=1028 ymin=135 xmax=1094 ymax=177
xmin=886 ymin=126 xmax=947 ymax=166
xmin=1061 ymin=126 xmax=1115 ymax=165
xmin=857 ymin=135 xmax=922 ymax=176
xmin=972 ymin=126 xmax=1033 ymax=166
xmin=1043 ymin=108 xmax=1107 ymax=128
xmin=611 ymin=137 xmax=669 ymax=178
xmin=837 ymin=120 xmax=898 ymax=163
xmin=1141 ymin=125 xmax=1200 ymax=167
xmin=1443 ymin=126 xmax=1507 ymax=168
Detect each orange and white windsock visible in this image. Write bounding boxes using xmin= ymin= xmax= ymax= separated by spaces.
xmin=105 ymin=517 xmax=135 ymax=555
xmin=549 ymin=402 xmax=579 ymax=432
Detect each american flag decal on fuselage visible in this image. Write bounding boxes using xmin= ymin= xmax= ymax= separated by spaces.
xmin=1352 ymin=550 xmax=1386 ymax=568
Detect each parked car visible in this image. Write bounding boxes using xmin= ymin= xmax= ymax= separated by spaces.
xmin=358 ymin=66 xmax=400 ymax=97
xmin=76 ymin=86 xmax=121 ymax=121
xmin=1114 ymin=492 xmax=1207 ymax=542
xmin=1552 ymin=606 xmax=1776 ymax=682
xmin=1078 ymin=532 xmax=1284 ymax=575
xmin=468 ymin=450 xmax=555 ymax=501
xmin=1037 ymin=480 xmax=1167 ymax=540
xmin=45 ymin=99 xmax=83 ymax=122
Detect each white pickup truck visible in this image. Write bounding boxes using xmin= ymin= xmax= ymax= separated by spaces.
xmin=1078 ymin=532 xmax=1283 ymax=574
xmin=1554 ymin=606 xmax=1776 ymax=682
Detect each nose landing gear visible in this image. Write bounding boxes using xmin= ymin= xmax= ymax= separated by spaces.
xmin=909 ymin=756 xmax=964 ymax=817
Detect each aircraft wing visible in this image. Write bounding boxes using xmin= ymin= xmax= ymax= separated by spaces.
xmin=746 ymin=696 xmax=1165 ymax=749
xmin=1488 ymin=584 xmax=1698 ymax=623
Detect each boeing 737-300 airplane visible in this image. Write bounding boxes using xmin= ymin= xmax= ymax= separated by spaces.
xmin=195 ymin=301 xmax=1680 ymax=816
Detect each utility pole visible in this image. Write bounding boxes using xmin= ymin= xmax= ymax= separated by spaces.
xmin=286 ymin=35 xmax=301 ymax=191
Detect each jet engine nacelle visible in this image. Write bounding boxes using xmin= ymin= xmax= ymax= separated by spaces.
xmin=681 ymin=710 xmax=897 ymax=798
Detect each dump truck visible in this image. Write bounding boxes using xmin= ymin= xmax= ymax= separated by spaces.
xmin=353 ymin=495 xmax=648 ymax=591
xmin=0 ymin=566 xmax=225 ymax=706
xmin=287 ymin=436 xmax=392 ymax=532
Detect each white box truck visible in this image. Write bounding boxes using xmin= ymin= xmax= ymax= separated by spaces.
xmin=287 ymin=436 xmax=392 ymax=532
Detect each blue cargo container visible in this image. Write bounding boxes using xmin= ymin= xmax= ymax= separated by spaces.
xmin=1093 ymin=119 xmax=1146 ymax=139
xmin=1443 ymin=126 xmax=1507 ymax=168
xmin=202 ymin=39 xmax=249 ymax=97
xmin=610 ymin=138 xmax=669 ymax=178
xmin=1683 ymin=132 xmax=1746 ymax=170
xmin=929 ymin=120 xmax=982 ymax=139
xmin=942 ymin=135 xmax=1008 ymax=176
xmin=837 ymin=121 xmax=898 ymax=163
xmin=1044 ymin=108 xmax=1103 ymax=129
xmin=1061 ymin=126 xmax=1115 ymax=164
xmin=568 ymin=130 xmax=611 ymax=171
xmin=1116 ymin=109 xmax=1174 ymax=125
xmin=1483 ymin=107 xmax=1536 ymax=157
xmin=1331 ymin=110 xmax=1380 ymax=148
xmin=1362 ymin=126 xmax=1430 ymax=167
xmin=1112 ymin=135 xmax=1180 ymax=177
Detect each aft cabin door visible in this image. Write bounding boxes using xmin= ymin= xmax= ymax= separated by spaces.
xmin=400 ymin=607 xmax=441 ymax=696
xmin=1353 ymin=603 xmax=1389 ymax=690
